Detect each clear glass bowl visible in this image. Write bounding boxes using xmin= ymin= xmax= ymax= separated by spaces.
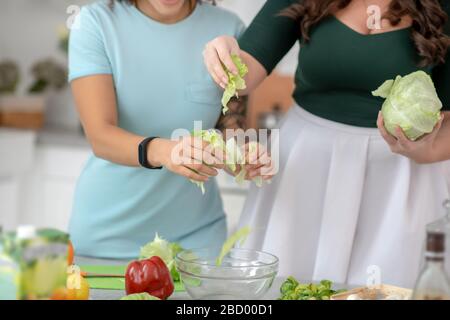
xmin=175 ymin=247 xmax=279 ymax=300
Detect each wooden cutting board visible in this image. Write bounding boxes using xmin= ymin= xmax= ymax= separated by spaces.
xmin=331 ymin=284 xmax=412 ymax=300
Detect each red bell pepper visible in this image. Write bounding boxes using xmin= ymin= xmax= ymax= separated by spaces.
xmin=125 ymin=256 xmax=174 ymax=300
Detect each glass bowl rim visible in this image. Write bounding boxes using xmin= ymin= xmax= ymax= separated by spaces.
xmin=175 ymin=247 xmax=279 ymax=270
xmin=177 ymin=268 xmax=278 ymax=281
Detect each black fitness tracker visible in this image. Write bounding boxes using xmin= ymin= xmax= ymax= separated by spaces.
xmin=138 ymin=137 xmax=163 ymax=169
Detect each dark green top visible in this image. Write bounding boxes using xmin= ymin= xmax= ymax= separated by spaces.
xmin=239 ymin=0 xmax=450 ymax=127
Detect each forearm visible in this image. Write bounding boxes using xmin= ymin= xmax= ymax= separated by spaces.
xmin=430 ymin=111 xmax=450 ymax=163
xmin=238 ymin=50 xmax=267 ymax=96
xmin=84 ymin=123 xmax=146 ymax=167
xmin=72 ymin=75 xmax=163 ymax=168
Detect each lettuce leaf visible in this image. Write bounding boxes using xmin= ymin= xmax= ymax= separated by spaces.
xmin=190 ymin=130 xmax=268 ymax=194
xmin=139 ymin=233 xmax=183 ymax=282
xmin=216 ymin=226 xmax=251 ymax=266
xmin=191 ymin=179 xmax=206 ymax=195
xmin=221 ymin=55 xmax=248 ymax=115
xmin=227 ymin=141 xmax=267 ymax=187
xmin=190 ymin=129 xmax=226 ymax=194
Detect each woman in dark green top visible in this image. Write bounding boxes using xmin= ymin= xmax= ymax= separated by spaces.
xmin=203 ymin=0 xmax=450 ymax=288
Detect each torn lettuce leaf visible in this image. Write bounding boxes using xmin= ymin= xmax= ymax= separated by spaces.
xmin=221 ymin=55 xmax=248 ymax=115
xmin=192 ymin=129 xmax=226 ymax=151
xmin=191 ymin=179 xmax=206 ymax=195
xmin=216 ymin=226 xmax=252 ymax=266
xmin=190 ymin=129 xmax=226 ymax=194
xmin=229 ymin=141 xmax=267 ymax=187
xmin=190 ymin=130 xmax=268 ymax=194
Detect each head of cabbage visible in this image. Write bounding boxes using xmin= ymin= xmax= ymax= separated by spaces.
xmin=372 ymin=71 xmax=442 ymax=141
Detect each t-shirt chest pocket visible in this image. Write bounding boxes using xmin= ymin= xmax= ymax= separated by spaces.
xmin=185 ymin=82 xmax=222 ymax=107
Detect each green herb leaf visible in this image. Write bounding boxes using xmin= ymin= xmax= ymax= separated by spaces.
xmin=279 ymin=276 xmax=343 ymax=300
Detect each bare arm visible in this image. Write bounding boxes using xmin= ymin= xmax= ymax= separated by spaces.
xmin=72 ymin=75 xmax=145 ymax=166
xmin=239 ymin=50 xmax=268 ymax=95
xmin=72 ymin=74 xmax=222 ymax=181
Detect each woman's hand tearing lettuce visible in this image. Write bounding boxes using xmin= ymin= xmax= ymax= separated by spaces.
xmin=190 ymin=130 xmax=270 ymax=194
xmin=226 ymin=140 xmax=266 ymax=187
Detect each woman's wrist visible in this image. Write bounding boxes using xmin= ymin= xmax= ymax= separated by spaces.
xmin=425 ymin=144 xmax=447 ymax=164
xmin=146 ymin=138 xmax=165 ymax=168
xmin=411 ymin=144 xmax=439 ymax=164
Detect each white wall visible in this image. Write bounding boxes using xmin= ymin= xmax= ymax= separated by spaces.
xmin=0 ymin=0 xmax=298 ymax=83
xmin=0 ymin=0 xmax=91 ymax=130
xmin=220 ymin=0 xmax=299 ymax=75
xmin=0 ymin=1 xmax=86 ymax=87
xmin=0 ymin=0 xmax=298 ymax=130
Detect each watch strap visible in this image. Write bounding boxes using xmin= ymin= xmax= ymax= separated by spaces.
xmin=138 ymin=137 xmax=163 ymax=169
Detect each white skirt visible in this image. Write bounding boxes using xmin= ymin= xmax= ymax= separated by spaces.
xmin=239 ymin=106 xmax=450 ymax=288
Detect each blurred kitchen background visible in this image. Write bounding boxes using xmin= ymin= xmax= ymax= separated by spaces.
xmin=0 ymin=0 xmax=298 ymax=235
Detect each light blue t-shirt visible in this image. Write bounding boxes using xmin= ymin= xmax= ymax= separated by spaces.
xmin=68 ymin=0 xmax=245 ymax=259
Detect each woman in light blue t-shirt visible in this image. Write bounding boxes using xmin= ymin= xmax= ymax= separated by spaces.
xmin=68 ymin=0 xmax=249 ymax=259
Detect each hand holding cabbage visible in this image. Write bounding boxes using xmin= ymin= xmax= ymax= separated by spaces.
xmin=372 ymin=71 xmax=443 ymax=141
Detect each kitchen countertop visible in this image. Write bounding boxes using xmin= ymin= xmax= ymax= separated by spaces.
xmin=75 ymin=256 xmax=284 ymax=300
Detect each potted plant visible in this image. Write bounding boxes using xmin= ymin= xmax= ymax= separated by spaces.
xmin=0 ymin=60 xmax=20 ymax=126
xmin=0 ymin=60 xmax=19 ymax=94
xmin=28 ymin=58 xmax=67 ymax=94
xmin=0 ymin=58 xmax=67 ymax=130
